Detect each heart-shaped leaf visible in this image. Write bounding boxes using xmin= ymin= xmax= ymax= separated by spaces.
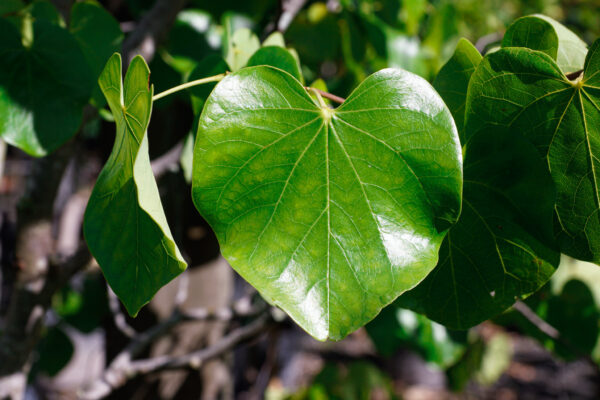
xmin=0 ymin=19 xmax=93 ymax=156
xmin=502 ymin=15 xmax=587 ymax=74
xmin=466 ymin=40 xmax=600 ymax=263
xmin=399 ymin=129 xmax=559 ymax=329
xmin=433 ymin=38 xmax=482 ymax=135
xmin=192 ymin=66 xmax=462 ymax=340
xmin=84 ymin=54 xmax=187 ymax=317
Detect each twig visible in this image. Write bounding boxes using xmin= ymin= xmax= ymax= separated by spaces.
xmin=513 ymin=300 xmax=559 ymax=339
xmin=150 ymin=141 xmax=184 ymax=179
xmin=513 ymin=300 xmax=599 ymax=370
xmin=107 ymin=285 xmax=137 ymax=339
xmin=81 ymin=312 xmax=273 ymax=399
xmin=277 ymin=0 xmax=309 ymax=33
xmin=305 ymin=87 xmax=345 ymax=104
xmin=475 ymin=31 xmax=503 ymax=53
xmin=121 ymin=0 xmax=188 ymax=63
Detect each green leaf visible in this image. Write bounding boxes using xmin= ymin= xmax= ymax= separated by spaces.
xmin=27 ymin=0 xmax=63 ymax=26
xmin=247 ymin=46 xmax=303 ymax=82
xmin=502 ymin=15 xmax=560 ymax=60
xmin=83 ymin=54 xmax=186 ymax=317
xmin=399 ymin=129 xmax=559 ymax=329
xmin=366 ymin=305 xmax=467 ymax=367
xmin=466 ymin=41 xmax=600 ymax=263
xmin=262 ymin=31 xmax=285 ymax=47
xmin=192 ymin=66 xmax=462 ymax=340
xmin=0 ymin=0 xmax=24 ymax=15
xmin=224 ymin=27 xmax=260 ymax=71
xmin=433 ymin=38 xmax=482 ymax=135
xmin=502 ymin=15 xmax=587 ymax=74
xmin=69 ymin=0 xmax=123 ymax=107
xmin=0 ymin=19 xmax=93 ymax=156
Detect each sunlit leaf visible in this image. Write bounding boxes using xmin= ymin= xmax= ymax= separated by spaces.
xmin=192 ymin=66 xmax=462 ymax=340
xmin=247 ymin=46 xmax=303 ymax=82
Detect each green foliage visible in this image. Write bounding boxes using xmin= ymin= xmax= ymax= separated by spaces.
xmin=466 ymin=39 xmax=600 ymax=263
xmin=248 ymin=46 xmax=303 ymax=82
xmin=291 ymin=361 xmax=396 ymax=400
xmin=0 ymin=18 xmax=93 ymax=156
xmin=83 ymin=54 xmax=186 ymax=317
xmin=400 ymin=129 xmax=559 ymax=328
xmin=192 ymin=66 xmax=462 ymax=340
xmin=433 ymin=38 xmax=481 ymax=134
xmin=366 ymin=306 xmax=467 ymax=367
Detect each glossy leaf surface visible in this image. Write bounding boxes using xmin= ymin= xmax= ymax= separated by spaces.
xmin=84 ymin=54 xmax=186 ymax=317
xmin=192 ymin=66 xmax=462 ymax=340
xmin=433 ymin=38 xmax=481 ymax=135
xmin=0 ymin=19 xmax=93 ymax=156
xmin=466 ymin=41 xmax=600 ymax=263
xmin=400 ymin=130 xmax=559 ymax=329
xmin=247 ymin=46 xmax=303 ymax=82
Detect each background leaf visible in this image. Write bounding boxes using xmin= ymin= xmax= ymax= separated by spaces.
xmin=0 ymin=19 xmax=93 ymax=156
xmin=399 ymin=129 xmax=559 ymax=329
xmin=466 ymin=42 xmax=600 ymax=263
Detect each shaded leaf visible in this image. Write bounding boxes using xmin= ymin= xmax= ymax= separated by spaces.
xmin=0 ymin=19 xmax=93 ymax=156
xmin=433 ymin=38 xmax=482 ymax=135
xmin=192 ymin=66 xmax=462 ymax=340
xmin=69 ymin=0 xmax=123 ymax=106
xmin=84 ymin=54 xmax=186 ymax=317
xmin=400 ymin=129 xmax=559 ymax=329
xmin=466 ymin=41 xmax=600 ymax=263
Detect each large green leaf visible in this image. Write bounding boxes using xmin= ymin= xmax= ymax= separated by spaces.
xmin=466 ymin=41 xmax=600 ymax=263
xmin=69 ymin=0 xmax=123 ymax=106
xmin=433 ymin=38 xmax=482 ymax=135
xmin=399 ymin=129 xmax=559 ymax=329
xmin=84 ymin=54 xmax=186 ymax=317
xmin=0 ymin=19 xmax=93 ymax=156
xmin=502 ymin=15 xmax=587 ymax=74
xmin=192 ymin=66 xmax=462 ymax=340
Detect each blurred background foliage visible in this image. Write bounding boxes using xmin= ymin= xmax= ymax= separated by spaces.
xmin=2 ymin=0 xmax=600 ymax=398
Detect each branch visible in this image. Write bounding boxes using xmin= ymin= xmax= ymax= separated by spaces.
xmin=121 ymin=0 xmax=188 ymax=63
xmin=81 ymin=312 xmax=273 ymax=399
xmin=150 ymin=141 xmax=184 ymax=179
xmin=306 ymin=87 xmax=346 ymax=104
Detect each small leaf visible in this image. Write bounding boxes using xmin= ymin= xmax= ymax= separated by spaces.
xmin=69 ymin=0 xmax=123 ymax=107
xmin=84 ymin=54 xmax=186 ymax=317
xmin=192 ymin=66 xmax=462 ymax=340
xmin=400 ymin=129 xmax=559 ymax=329
xmin=502 ymin=14 xmax=587 ymax=74
xmin=224 ymin=27 xmax=260 ymax=71
xmin=0 ymin=19 xmax=93 ymax=156
xmin=262 ymin=31 xmax=285 ymax=47
xmin=466 ymin=41 xmax=600 ymax=263
xmin=433 ymin=38 xmax=482 ymax=135
xmin=247 ymin=46 xmax=303 ymax=82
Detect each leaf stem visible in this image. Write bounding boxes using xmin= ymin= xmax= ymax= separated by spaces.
xmin=306 ymin=87 xmax=346 ymax=105
xmin=153 ymin=73 xmax=228 ymax=101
